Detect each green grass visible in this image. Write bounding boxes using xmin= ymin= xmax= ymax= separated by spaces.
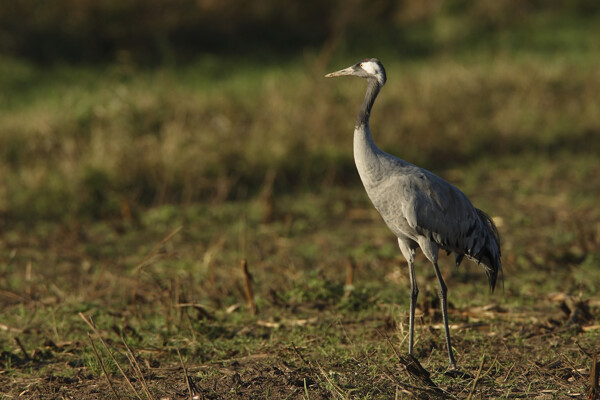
xmin=1 ymin=19 xmax=600 ymax=398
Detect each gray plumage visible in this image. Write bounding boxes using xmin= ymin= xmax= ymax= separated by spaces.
xmin=326 ymin=58 xmax=502 ymax=368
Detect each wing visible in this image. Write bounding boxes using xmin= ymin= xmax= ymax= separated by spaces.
xmin=398 ymin=168 xmax=481 ymax=252
xmin=375 ymin=156 xmax=501 ymax=290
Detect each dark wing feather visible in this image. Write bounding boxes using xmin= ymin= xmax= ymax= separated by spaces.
xmin=400 ymin=169 xmax=502 ymax=290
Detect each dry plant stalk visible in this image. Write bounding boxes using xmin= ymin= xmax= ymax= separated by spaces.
xmin=177 ymin=348 xmax=194 ymax=400
xmin=87 ymin=333 xmax=121 ymax=400
xmin=79 ymin=313 xmax=144 ymax=400
xmin=343 ymin=258 xmax=355 ymax=298
xmin=134 ymin=226 xmax=182 ymax=272
xmin=241 ymin=259 xmax=257 ymax=315
xmin=467 ymin=354 xmax=486 ymax=400
xmin=345 ymin=259 xmax=355 ymax=287
xmin=315 ymin=360 xmax=347 ymax=399
xmin=591 ymin=356 xmax=599 ymax=400
xmin=25 ymin=261 xmax=32 ymax=297
xmin=121 ymin=336 xmax=155 ymax=400
xmin=259 ymin=168 xmax=276 ymax=223
xmin=14 ymin=337 xmax=30 ymax=361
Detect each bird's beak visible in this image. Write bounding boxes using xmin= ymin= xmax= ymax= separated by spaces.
xmin=325 ymin=66 xmax=354 ymax=78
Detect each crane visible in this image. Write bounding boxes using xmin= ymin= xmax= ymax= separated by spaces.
xmin=325 ymin=58 xmax=502 ymax=369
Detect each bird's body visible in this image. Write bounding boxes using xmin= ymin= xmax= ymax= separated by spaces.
xmin=326 ymin=58 xmax=502 ymax=368
xmin=355 ymin=127 xmax=499 ymax=278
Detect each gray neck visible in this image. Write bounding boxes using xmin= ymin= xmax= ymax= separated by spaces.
xmin=354 ymin=78 xmax=384 ymax=187
xmin=355 ymin=78 xmax=381 ymax=128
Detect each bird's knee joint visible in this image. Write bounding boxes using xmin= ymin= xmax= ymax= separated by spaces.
xmin=438 ymin=283 xmax=447 ymax=297
xmin=411 ymin=287 xmax=419 ymax=298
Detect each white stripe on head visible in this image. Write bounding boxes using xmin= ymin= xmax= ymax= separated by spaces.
xmin=360 ymin=60 xmax=380 ymax=75
xmin=360 ymin=59 xmax=385 ymax=85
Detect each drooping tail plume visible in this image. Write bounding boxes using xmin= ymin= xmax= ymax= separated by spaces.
xmin=474 ymin=208 xmax=503 ymax=291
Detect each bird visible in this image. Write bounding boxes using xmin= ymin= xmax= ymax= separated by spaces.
xmin=325 ymin=58 xmax=502 ymax=369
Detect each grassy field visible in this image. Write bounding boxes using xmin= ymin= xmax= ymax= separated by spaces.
xmin=2 ymin=20 xmax=600 ymax=399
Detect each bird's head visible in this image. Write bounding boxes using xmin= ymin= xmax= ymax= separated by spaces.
xmin=325 ymin=58 xmax=387 ymax=86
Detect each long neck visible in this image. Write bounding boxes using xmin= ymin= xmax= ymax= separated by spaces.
xmin=354 ymin=78 xmax=384 ymax=186
xmin=356 ymin=78 xmax=381 ymax=128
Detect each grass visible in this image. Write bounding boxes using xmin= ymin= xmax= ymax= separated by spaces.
xmin=2 ymin=50 xmax=600 ymax=222
xmin=1 ymin=21 xmax=600 ymax=398
xmin=1 ymin=179 xmax=598 ymax=397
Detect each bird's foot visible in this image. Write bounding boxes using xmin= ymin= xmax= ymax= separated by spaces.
xmin=444 ymin=365 xmax=472 ymax=379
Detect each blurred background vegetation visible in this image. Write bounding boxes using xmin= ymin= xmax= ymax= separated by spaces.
xmin=1 ymin=0 xmax=600 ymax=224
xmin=2 ymin=0 xmax=600 ymax=63
xmin=2 ymin=3 xmax=600 ymax=396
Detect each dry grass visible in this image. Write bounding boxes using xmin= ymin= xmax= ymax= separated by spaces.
xmin=1 ymin=174 xmax=599 ymax=397
xmin=1 ymin=53 xmax=600 ymax=223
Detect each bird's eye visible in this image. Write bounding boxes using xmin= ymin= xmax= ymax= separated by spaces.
xmin=360 ymin=63 xmax=364 ymax=68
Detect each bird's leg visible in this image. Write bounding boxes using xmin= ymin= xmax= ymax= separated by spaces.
xmin=398 ymin=239 xmax=417 ymax=356
xmin=408 ymin=259 xmax=418 ymax=355
xmin=432 ymin=261 xmax=457 ymax=369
